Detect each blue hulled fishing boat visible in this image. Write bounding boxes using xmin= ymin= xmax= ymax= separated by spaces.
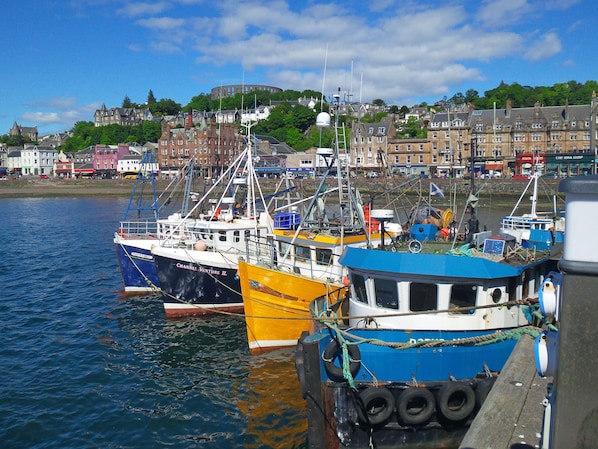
xmin=296 ymin=195 xmax=561 ymax=448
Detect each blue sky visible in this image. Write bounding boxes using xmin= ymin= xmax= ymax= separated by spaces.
xmin=1 ymin=0 xmax=594 ymax=136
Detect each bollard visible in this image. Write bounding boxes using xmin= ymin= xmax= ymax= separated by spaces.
xmin=548 ymin=176 xmax=598 ymax=448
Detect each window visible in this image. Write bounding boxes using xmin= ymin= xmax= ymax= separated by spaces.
xmin=352 ymin=274 xmax=367 ymax=304
xmin=410 ymin=283 xmax=437 ymax=311
xmin=449 ymin=284 xmax=477 ymax=313
xmin=295 ymin=245 xmax=310 ymax=262
xmin=315 ymin=248 xmax=332 ymax=266
xmin=374 ymin=278 xmax=398 ymax=309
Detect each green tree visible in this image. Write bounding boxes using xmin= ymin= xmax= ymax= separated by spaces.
xmin=122 ymin=95 xmax=133 ymax=108
xmin=149 ymin=98 xmax=182 ymax=115
xmin=60 ymin=134 xmax=88 ymax=152
xmin=398 ymin=116 xmax=423 ymax=138
xmin=147 ymin=89 xmax=156 ymax=105
xmin=184 ymin=93 xmax=213 ymax=112
xmin=141 ymin=121 xmax=162 ymax=142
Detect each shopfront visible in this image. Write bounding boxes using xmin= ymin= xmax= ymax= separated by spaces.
xmin=545 ymin=153 xmax=593 ymax=178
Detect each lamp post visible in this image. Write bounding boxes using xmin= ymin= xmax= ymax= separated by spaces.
xmin=590 ymin=91 xmax=597 ymax=175
xmin=470 ymin=133 xmax=477 ymax=185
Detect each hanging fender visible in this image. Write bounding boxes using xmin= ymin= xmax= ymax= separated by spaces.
xmin=322 ymin=339 xmax=361 ymax=382
xmin=436 ymin=382 xmax=476 ymax=423
xmin=396 ymin=387 xmax=436 ymax=427
xmin=356 ymin=386 xmax=395 ymax=427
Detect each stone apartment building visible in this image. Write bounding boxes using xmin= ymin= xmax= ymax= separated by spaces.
xmin=349 ymin=117 xmax=397 ymax=172
xmin=94 ymin=104 xmax=153 ymax=127
xmin=355 ymin=97 xmax=597 ymax=178
xmin=158 ymin=122 xmax=245 ymax=178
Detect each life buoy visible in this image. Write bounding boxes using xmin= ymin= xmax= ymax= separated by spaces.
xmin=117 ymin=228 xmax=127 ymax=237
xmin=396 ymin=387 xmax=436 ymax=426
xmin=436 ymin=382 xmax=476 ymax=423
xmin=356 ymin=386 xmax=395 ymax=426
xmin=322 ymin=339 xmax=361 ymax=382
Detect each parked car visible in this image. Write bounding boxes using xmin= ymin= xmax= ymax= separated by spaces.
xmin=366 ymin=171 xmax=379 ymax=178
xmin=39 ymin=174 xmax=49 ymax=179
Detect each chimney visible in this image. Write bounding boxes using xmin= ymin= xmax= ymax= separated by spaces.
xmin=186 ymin=108 xmax=193 ymax=129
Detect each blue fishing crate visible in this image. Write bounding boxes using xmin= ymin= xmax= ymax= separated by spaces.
xmin=274 ymin=212 xmax=301 ymax=229
xmin=409 ymin=224 xmax=438 ymax=241
xmin=528 ymin=229 xmax=554 ymax=251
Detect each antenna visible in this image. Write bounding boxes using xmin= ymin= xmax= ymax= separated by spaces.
xmin=321 ymin=44 xmax=328 ymax=112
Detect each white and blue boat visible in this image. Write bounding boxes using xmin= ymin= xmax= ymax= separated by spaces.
xmin=114 ymin=154 xmax=196 ymax=294
xmin=296 ymin=223 xmax=561 ymax=448
xmin=500 ymin=172 xmax=565 ymax=247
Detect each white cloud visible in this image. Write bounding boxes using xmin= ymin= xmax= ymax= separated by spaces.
xmin=117 ymin=2 xmax=171 ymax=18
xmin=524 ymin=32 xmax=562 ymax=61
xmin=21 ymin=98 xmax=99 ymax=127
xmin=136 ymin=17 xmax=186 ymax=31
xmin=477 ymin=0 xmax=531 ymax=28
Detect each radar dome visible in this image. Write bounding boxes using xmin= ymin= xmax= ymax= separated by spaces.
xmin=316 ymin=112 xmax=331 ymax=128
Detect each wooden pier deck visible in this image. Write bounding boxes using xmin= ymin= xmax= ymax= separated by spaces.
xmin=459 ymin=335 xmax=550 ymax=449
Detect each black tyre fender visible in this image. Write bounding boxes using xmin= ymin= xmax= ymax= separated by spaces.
xmin=437 ymin=382 xmax=476 ymax=423
xmin=475 ymin=377 xmax=496 ymax=410
xmin=295 ymin=331 xmax=309 ymax=399
xmin=322 ymin=339 xmax=361 ymax=382
xmin=396 ymin=387 xmax=436 ymax=427
xmin=356 ymin=386 xmax=395 ymax=426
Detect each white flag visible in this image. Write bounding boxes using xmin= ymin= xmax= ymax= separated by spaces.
xmin=430 ymin=182 xmax=444 ymax=198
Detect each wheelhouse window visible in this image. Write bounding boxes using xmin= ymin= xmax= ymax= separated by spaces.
xmin=315 ymin=248 xmax=332 ymax=265
xmin=374 ymin=278 xmax=398 ymax=309
xmin=410 ymin=283 xmax=437 ymax=311
xmin=295 ymin=245 xmax=310 ymax=262
xmin=352 ymin=273 xmax=367 ymax=304
xmin=449 ymin=284 xmax=477 ymax=314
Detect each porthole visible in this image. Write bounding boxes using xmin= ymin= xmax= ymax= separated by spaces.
xmin=491 ymin=288 xmax=502 ymax=303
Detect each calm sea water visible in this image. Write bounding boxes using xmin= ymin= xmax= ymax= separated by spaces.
xmin=0 ymin=197 xmax=307 ymax=449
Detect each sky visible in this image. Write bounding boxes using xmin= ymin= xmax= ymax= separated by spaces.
xmin=1 ymin=0 xmax=595 ymax=136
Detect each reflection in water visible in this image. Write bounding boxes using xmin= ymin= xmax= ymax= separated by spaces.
xmin=110 ymin=295 xmax=306 ymax=448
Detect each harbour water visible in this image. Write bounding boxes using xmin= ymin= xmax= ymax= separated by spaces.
xmin=0 ymin=197 xmax=307 ymax=449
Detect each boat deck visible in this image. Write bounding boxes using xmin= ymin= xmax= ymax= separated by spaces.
xmin=459 ymin=335 xmax=550 ymax=449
